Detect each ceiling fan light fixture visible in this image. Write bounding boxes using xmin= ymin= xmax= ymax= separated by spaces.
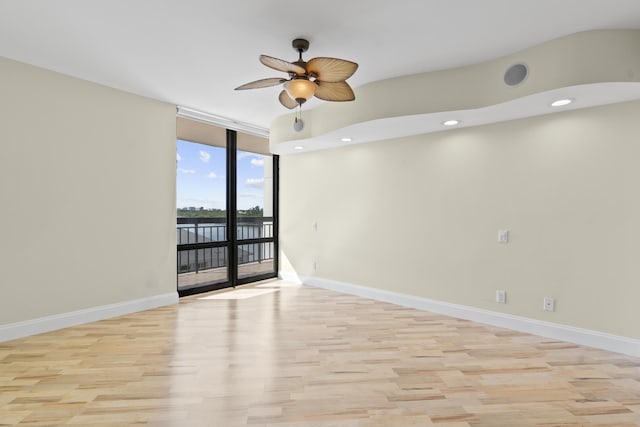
xmin=283 ymin=78 xmax=318 ymax=104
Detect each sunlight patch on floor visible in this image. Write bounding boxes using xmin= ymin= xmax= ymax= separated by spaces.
xmin=199 ymin=288 xmax=279 ymax=300
xmin=255 ymin=281 xmax=301 ymax=288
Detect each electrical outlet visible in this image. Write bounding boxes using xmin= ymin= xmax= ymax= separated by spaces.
xmin=543 ymin=297 xmax=555 ymax=312
xmin=313 ymin=261 xmax=317 ymax=271
xmin=496 ymin=290 xmax=506 ymax=304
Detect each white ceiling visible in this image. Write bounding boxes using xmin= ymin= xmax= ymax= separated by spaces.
xmin=1 ymin=0 xmax=640 ymax=131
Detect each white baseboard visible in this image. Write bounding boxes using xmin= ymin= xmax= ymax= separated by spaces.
xmin=302 ymin=275 xmax=640 ymax=358
xmin=0 ymin=292 xmax=179 ymax=343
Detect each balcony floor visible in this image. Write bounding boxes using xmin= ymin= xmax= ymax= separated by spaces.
xmin=177 ymin=260 xmax=275 ymax=290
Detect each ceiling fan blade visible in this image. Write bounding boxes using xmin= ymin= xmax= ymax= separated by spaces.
xmin=235 ymin=78 xmax=286 ymax=90
xmin=307 ymin=57 xmax=358 ymax=82
xmin=314 ymin=81 xmax=356 ymax=102
xmin=260 ymin=55 xmax=306 ymax=75
xmin=279 ymin=90 xmax=298 ymax=109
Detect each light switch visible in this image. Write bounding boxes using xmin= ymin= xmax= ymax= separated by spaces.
xmin=498 ymin=229 xmax=509 ymax=243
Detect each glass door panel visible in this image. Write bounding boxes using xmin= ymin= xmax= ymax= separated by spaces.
xmin=176 ymin=139 xmax=228 ymax=293
xmin=236 ymin=151 xmax=277 ymax=281
xmin=238 ymin=242 xmax=275 ymax=279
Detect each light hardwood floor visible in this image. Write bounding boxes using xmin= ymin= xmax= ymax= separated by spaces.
xmin=1 ymin=280 xmax=639 ymax=426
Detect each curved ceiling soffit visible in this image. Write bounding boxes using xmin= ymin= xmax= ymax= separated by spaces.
xmin=270 ymin=29 xmax=640 ymax=155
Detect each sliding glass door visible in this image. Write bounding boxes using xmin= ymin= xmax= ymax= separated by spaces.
xmin=176 ymin=118 xmax=278 ymax=296
xmin=176 ymin=139 xmax=228 ymax=292
xmin=236 ymin=149 xmax=277 ymax=282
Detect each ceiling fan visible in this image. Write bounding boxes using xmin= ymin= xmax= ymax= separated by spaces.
xmin=235 ymin=38 xmax=359 ymax=111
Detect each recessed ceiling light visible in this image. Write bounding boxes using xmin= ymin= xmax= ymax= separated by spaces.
xmin=551 ymin=98 xmax=573 ymax=107
xmin=341 ymin=137 xmax=353 ymax=142
xmin=443 ymin=120 xmax=460 ymax=126
xmin=294 ymin=146 xmax=304 ymax=150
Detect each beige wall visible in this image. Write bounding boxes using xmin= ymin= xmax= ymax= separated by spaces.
xmin=280 ymin=100 xmax=640 ymax=339
xmin=0 ymin=57 xmax=177 ymax=325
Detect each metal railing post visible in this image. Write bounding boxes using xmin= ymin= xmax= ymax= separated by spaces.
xmin=258 ymin=219 xmax=263 ymax=264
xmin=194 ymin=223 xmax=199 ymax=274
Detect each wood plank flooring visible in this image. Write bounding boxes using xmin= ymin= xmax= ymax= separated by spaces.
xmin=1 ymin=280 xmax=640 ymax=426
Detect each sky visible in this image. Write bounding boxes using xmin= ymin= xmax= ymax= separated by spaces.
xmin=176 ymin=139 xmax=267 ymax=210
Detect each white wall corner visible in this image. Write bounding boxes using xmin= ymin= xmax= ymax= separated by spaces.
xmin=0 ymin=292 xmax=179 ymax=343
xmin=303 ymin=276 xmax=640 ymax=358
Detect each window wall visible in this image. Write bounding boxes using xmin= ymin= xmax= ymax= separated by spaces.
xmin=176 ymin=118 xmax=278 ymax=296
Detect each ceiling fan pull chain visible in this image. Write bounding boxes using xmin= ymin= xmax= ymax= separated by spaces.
xmin=293 ymin=104 xmax=304 ymax=132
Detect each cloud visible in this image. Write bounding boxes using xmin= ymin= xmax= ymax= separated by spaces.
xmin=207 ymin=172 xmax=217 ymax=179
xmin=176 ymin=152 xmax=182 ymax=161
xmin=238 ymin=151 xmax=267 ymax=162
xmin=199 ymin=150 xmax=211 ymax=162
xmin=245 ymin=178 xmax=264 ymax=188
xmin=177 ymin=168 xmax=196 ymax=174
xmin=250 ymin=158 xmax=264 ymax=167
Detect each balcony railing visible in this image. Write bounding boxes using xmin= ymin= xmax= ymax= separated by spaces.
xmin=176 ymin=217 xmax=274 ymax=275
